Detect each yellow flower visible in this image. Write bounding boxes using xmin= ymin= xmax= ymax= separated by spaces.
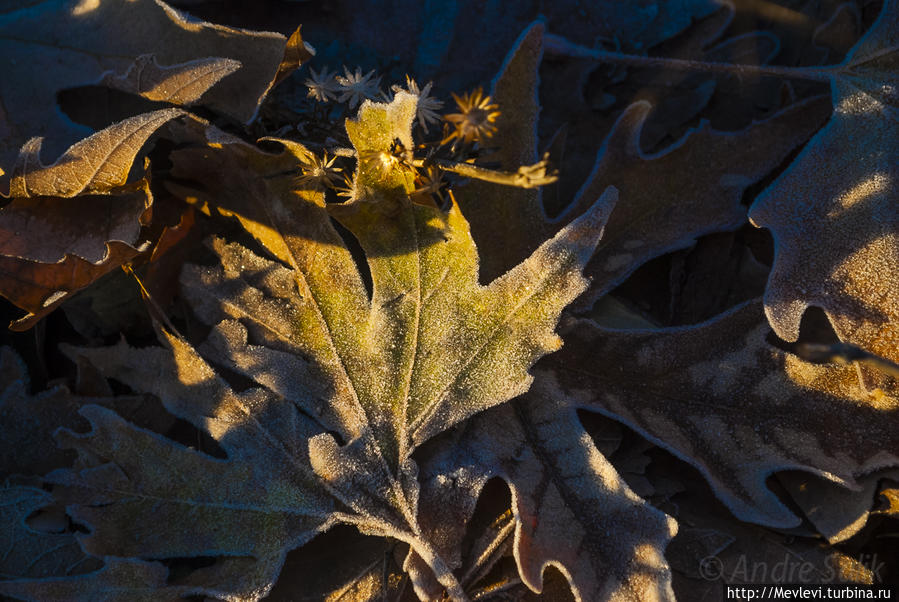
xmin=442 ymin=88 xmax=500 ymax=145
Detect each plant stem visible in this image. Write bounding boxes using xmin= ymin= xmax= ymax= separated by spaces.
xmin=544 ymin=33 xmax=835 ymax=83
xmin=795 ymin=343 xmax=899 ymax=379
xmin=418 ymin=156 xmax=558 ymax=189
xmin=410 ymin=535 xmax=470 ymax=602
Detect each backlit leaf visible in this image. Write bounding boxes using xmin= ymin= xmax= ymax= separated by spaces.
xmin=47 ymin=93 xmax=612 ymax=600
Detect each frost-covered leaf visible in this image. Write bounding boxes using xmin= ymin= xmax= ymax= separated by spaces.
xmin=0 ymin=0 xmax=289 ymax=174
xmin=0 ymin=344 xmax=175 ymax=478
xmin=0 ymin=486 xmax=92 ymax=581
xmin=53 ymin=93 xmax=612 ymax=600
xmin=0 ymin=109 xmax=186 ymax=328
xmin=0 ymin=556 xmax=201 ymax=602
xmin=0 ymin=347 xmax=83 ymax=476
xmin=3 ymin=108 xmax=183 ymax=199
xmin=52 ymin=335 xmax=336 ymax=599
xmin=549 ymin=300 xmax=899 ymax=529
xmin=408 ymin=376 xmax=678 ymax=601
xmin=777 ymin=469 xmax=899 ymax=544
xmin=663 ymin=466 xmax=875 ymax=600
xmin=98 ymin=54 xmax=241 ymax=106
xmin=0 ymin=187 xmax=150 ymax=264
xmin=749 ymin=0 xmax=899 ymax=387
xmin=457 ymin=22 xmax=831 ymax=292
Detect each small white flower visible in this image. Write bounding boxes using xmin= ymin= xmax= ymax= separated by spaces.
xmin=305 ymin=66 xmax=338 ymax=103
xmin=335 ymin=66 xmax=381 ymax=109
xmin=392 ymin=75 xmax=444 ymax=132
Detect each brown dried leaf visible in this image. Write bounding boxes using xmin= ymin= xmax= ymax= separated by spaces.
xmin=549 ymin=300 xmax=899 ymax=529
xmin=0 ymin=187 xmax=149 ymax=264
xmin=0 ymin=0 xmax=288 ymax=174
xmin=5 ymin=108 xmax=183 ymax=198
xmin=456 ymin=22 xmax=831 ymax=299
xmin=98 ymin=54 xmax=241 ymax=105
xmin=0 ymin=110 xmax=189 ymax=327
xmin=0 ymin=241 xmax=144 ymax=331
xmin=274 ymin=26 xmax=316 ymax=87
xmin=748 ymin=0 xmax=899 ymax=388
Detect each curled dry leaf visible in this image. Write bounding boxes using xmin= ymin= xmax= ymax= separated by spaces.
xmin=549 ymin=300 xmax=899 ymax=529
xmin=5 ymin=108 xmax=184 ymax=199
xmin=0 ymin=109 xmax=185 ymax=329
xmin=19 ymin=93 xmax=612 ymax=601
xmin=749 ymin=0 xmax=899 ymax=388
xmin=0 ymin=0 xmax=289 ymax=175
xmin=98 ymin=54 xmax=242 ymax=106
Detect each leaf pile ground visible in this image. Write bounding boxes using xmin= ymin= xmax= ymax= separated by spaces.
xmin=1 ymin=1 xmax=897 ymax=601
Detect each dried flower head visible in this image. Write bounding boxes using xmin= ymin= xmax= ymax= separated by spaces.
xmin=410 ymin=164 xmax=446 ymax=205
xmin=335 ymin=66 xmax=381 ymax=109
xmin=304 ymin=66 xmax=338 ymax=102
xmin=442 ymin=87 xmax=500 ymax=145
xmin=359 ymin=138 xmax=414 ymax=181
xmin=297 ymin=151 xmax=342 ymax=190
xmin=335 ymin=172 xmax=356 ymax=199
xmin=392 ymin=76 xmax=444 ymax=133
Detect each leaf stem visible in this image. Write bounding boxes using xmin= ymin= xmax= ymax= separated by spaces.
xmin=544 ymin=33 xmax=835 ymax=83
xmin=410 ymin=535 xmax=470 ymax=602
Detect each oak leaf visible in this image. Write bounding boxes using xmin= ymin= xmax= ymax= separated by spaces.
xmin=549 ymin=300 xmax=899 ymax=529
xmin=408 ymin=375 xmax=679 ymax=601
xmin=748 ymin=0 xmax=899 ymax=387
xmin=456 ymin=21 xmax=831 ymax=300
xmin=0 ymin=487 xmax=94 ymax=584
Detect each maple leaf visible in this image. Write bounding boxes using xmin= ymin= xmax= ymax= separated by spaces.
xmin=547 ymin=300 xmax=899 ymax=529
xmin=0 ymin=0 xmax=291 ymax=178
xmin=0 ymin=109 xmax=185 ymax=329
xmin=15 ymin=92 xmax=613 ymax=600
xmin=748 ymin=0 xmax=899 ymax=388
